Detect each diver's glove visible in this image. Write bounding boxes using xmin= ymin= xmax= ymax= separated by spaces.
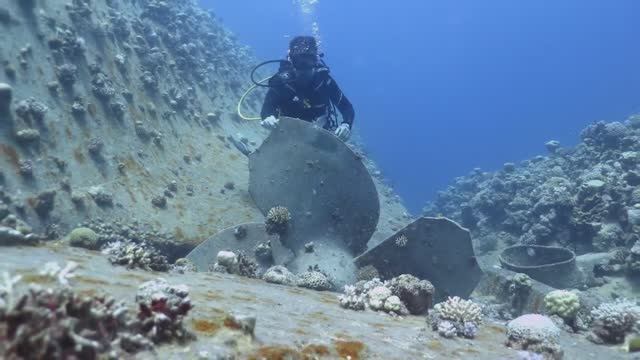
xmin=335 ymin=123 xmax=351 ymax=141
xmin=260 ymin=115 xmax=280 ymax=129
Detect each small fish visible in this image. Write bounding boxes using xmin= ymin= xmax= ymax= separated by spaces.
xmin=527 ymin=247 xmax=536 ymax=257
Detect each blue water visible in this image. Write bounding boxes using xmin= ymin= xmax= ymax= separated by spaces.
xmin=202 ymin=0 xmax=640 ymax=213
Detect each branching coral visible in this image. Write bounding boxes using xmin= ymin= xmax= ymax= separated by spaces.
xmin=102 ymin=241 xmax=170 ymax=272
xmin=39 ymin=261 xmax=78 ymax=287
xmin=0 ymin=276 xmax=155 ymax=358
xmin=387 ymin=274 xmax=434 ymax=315
xmin=134 ymin=278 xmax=194 ymax=344
xmin=430 ymin=296 xmax=483 ymax=339
xmin=588 ymin=299 xmax=640 ymax=344
xmin=0 ymin=274 xmax=196 ymax=358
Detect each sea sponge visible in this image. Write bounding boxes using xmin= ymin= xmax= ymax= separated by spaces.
xmin=68 ymin=227 xmax=99 ymax=250
xmin=265 ymin=206 xmax=291 ymax=235
xmin=544 ymin=290 xmax=580 ymax=320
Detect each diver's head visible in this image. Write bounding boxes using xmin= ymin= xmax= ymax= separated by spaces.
xmin=288 ymin=36 xmax=319 ymax=85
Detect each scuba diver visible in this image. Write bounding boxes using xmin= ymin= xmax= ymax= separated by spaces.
xmin=260 ymin=36 xmax=355 ymax=141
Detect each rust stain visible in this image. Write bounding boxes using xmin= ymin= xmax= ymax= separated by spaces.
xmin=192 ymin=319 xmax=221 ymax=335
xmin=204 ymin=291 xmax=223 ymax=301
xmin=75 ymin=276 xmax=110 ymax=286
xmin=87 ymin=103 xmax=97 ymax=117
xmin=229 ymin=153 xmax=239 ymax=161
xmin=19 ymin=273 xmax=52 ymax=285
xmin=223 ymin=316 xmax=242 ymax=330
xmin=124 ymin=186 xmax=137 ymax=203
xmin=73 ymin=147 xmax=85 ymax=163
xmin=174 ymin=227 xmax=185 ymax=242
xmin=301 ymin=344 xmax=330 ymax=357
xmin=334 ymin=340 xmax=365 ymax=360
xmin=0 ymin=143 xmax=20 ymax=169
xmin=247 ymin=346 xmax=302 ymax=360
xmin=426 ymin=340 xmax=444 ymax=351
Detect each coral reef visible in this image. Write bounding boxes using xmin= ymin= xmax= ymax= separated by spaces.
xmin=254 ymin=241 xmax=273 ymax=263
xmin=587 ymin=299 xmax=640 ymax=344
xmin=237 ymin=252 xmax=259 ymax=278
xmin=356 ymin=265 xmax=379 ymax=282
xmin=262 ymin=266 xmax=298 ymax=286
xmin=265 ymin=206 xmax=291 ymax=235
xmin=134 ymin=278 xmax=194 ymax=344
xmin=0 ymin=194 xmax=40 ymax=245
xmin=102 ymin=241 xmax=170 ymax=272
xmin=169 ymin=258 xmax=196 ymax=274
xmin=68 ymin=227 xmax=99 ymax=250
xmin=507 ymin=273 xmax=533 ymax=316
xmin=338 ymin=276 xmax=434 ymax=316
xmin=15 ymin=98 xmax=48 ymax=122
xmin=430 ymin=296 xmax=483 ymax=339
xmin=0 ymin=272 xmax=195 ymax=358
xmin=543 ymin=290 xmax=580 ymax=321
xmin=394 ymin=234 xmax=408 ymax=247
xmin=423 ymin=117 xmax=640 ymax=257
xmin=76 ymin=217 xmax=186 ymax=262
xmin=211 ymin=250 xmax=239 ymax=274
xmin=506 ymin=314 xmax=563 ymax=360
xmin=297 ymin=271 xmax=333 ymax=291
xmin=386 ymin=274 xmax=434 ymax=315
xmin=39 ymin=261 xmax=78 ymax=287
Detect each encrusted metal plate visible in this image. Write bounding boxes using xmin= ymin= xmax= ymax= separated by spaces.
xmin=355 ymin=217 xmax=483 ymax=300
xmin=249 ymin=117 xmax=379 ymax=255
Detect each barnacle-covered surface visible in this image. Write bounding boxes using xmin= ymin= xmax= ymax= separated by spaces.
xmin=0 ymin=244 xmax=630 ymax=359
xmin=0 ymin=0 xmax=410 ymax=253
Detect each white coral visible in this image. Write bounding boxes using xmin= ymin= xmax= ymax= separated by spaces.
xmin=433 ymin=296 xmax=483 ymax=326
xmin=507 ymin=314 xmax=560 ymax=344
xmin=367 ymin=286 xmax=392 ymax=311
xmin=338 ymin=285 xmax=365 ymax=311
xmin=590 ymin=299 xmax=640 ymax=337
xmin=0 ymin=271 xmax=22 ymax=309
xmin=437 ymin=320 xmax=457 ymax=338
xmin=39 ymin=261 xmax=78 ymax=287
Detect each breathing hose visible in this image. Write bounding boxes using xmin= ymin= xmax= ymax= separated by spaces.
xmin=237 ymin=60 xmax=291 ymax=121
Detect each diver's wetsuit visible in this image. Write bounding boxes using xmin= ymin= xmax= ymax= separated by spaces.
xmin=260 ymin=64 xmax=355 ymax=130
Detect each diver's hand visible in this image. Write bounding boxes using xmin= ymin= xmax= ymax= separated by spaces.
xmin=335 ymin=123 xmax=351 ymax=141
xmin=260 ymin=115 xmax=279 ymax=130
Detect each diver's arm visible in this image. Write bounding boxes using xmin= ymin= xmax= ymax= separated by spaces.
xmin=260 ymin=88 xmax=280 ymax=120
xmin=327 ymin=76 xmax=355 ymax=127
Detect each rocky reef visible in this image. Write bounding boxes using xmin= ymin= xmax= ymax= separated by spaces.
xmin=424 ymin=116 xmax=640 ymax=272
